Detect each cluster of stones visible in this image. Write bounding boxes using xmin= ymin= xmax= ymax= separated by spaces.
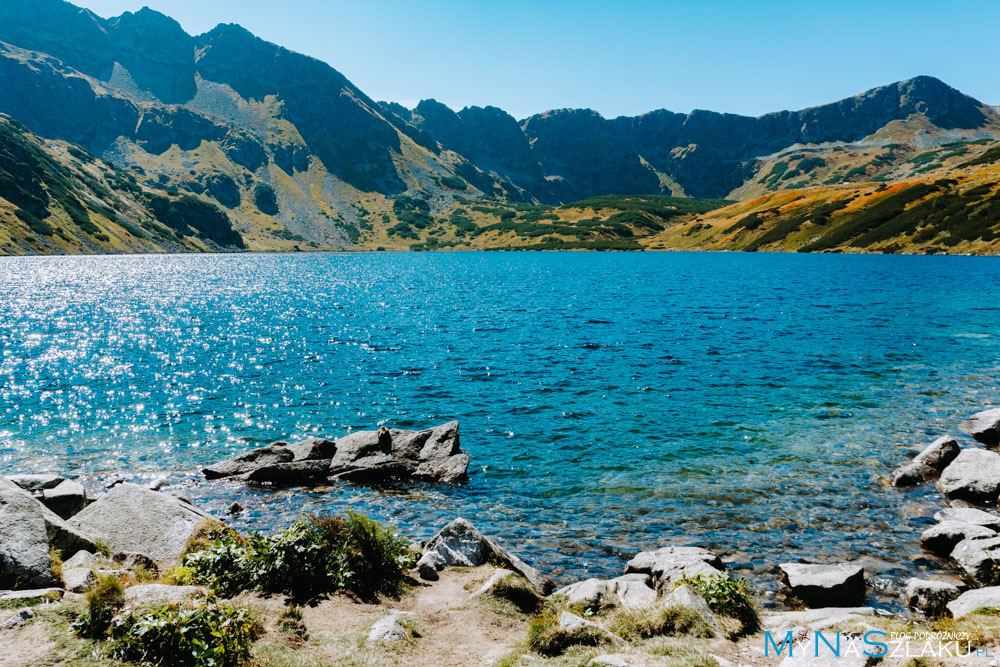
xmin=202 ymin=421 xmax=469 ymax=485
xmin=888 ymin=407 xmax=1000 ymax=617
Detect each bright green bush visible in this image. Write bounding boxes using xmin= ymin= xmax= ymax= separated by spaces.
xmin=183 ymin=512 xmax=414 ymax=601
xmin=678 ymin=573 xmax=760 ymax=636
xmin=110 ymin=600 xmax=263 ymax=667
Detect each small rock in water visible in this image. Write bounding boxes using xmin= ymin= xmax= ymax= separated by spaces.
xmin=779 ymin=562 xmax=866 ymax=608
xmin=227 ymin=502 xmax=244 ymax=515
xmin=147 ymin=477 xmax=168 ymax=491
xmin=912 ymin=436 xmax=961 ymax=471
xmin=961 ymin=407 xmax=1000 ymax=448
xmin=890 ymin=461 xmax=935 ymax=487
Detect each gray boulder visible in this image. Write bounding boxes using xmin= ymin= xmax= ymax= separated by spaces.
xmin=947 ymin=586 xmax=1000 ymax=618
xmin=663 ymin=583 xmax=723 ymax=637
xmin=367 ymin=612 xmax=412 ymax=642
xmin=920 ymin=521 xmax=996 ymax=557
xmin=0 ymin=482 xmax=58 ymax=588
xmin=554 ymin=578 xmax=609 ymax=607
xmin=239 ymin=460 xmax=329 ymax=484
xmin=40 ymin=480 xmax=88 ymax=519
xmin=557 ymin=611 xmax=618 ymax=641
xmin=0 ymin=477 xmax=94 ymax=556
xmin=934 ymin=507 xmax=1000 ymax=529
xmin=951 ymin=536 xmax=1000 ymax=585
xmin=904 ymin=578 xmax=959 ymax=616
xmin=779 ymin=562 xmax=865 ymax=608
xmin=70 ymin=483 xmax=209 ymax=561
xmin=961 ymin=408 xmax=1000 ymax=448
xmin=624 ymin=546 xmax=723 ymax=589
xmin=202 ymin=443 xmax=293 ymax=479
xmin=0 ymin=588 xmax=63 ymax=603
xmin=939 ymin=448 xmax=1000 ymax=502
xmin=5 ymin=474 xmax=64 ymax=491
xmin=471 ymin=569 xmax=516 ymax=597
xmin=330 ymin=421 xmax=469 ymax=484
xmin=762 ymin=606 xmax=876 ymax=633
xmin=414 ymin=518 xmax=553 ymax=593
xmin=286 ymin=437 xmax=336 ymax=461
xmin=890 ymin=461 xmax=935 ymax=487
xmin=609 ymin=575 xmax=657 ymax=609
xmin=63 ymin=567 xmax=96 ymax=593
xmin=913 ymin=436 xmax=961 ymax=470
xmin=63 ymin=550 xmax=97 ymax=569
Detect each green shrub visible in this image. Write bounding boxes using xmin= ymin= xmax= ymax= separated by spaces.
xmin=278 ymin=604 xmax=308 ymax=640
xmin=71 ymin=575 xmax=125 ymax=639
xmin=110 ymin=600 xmax=263 ymax=667
xmin=440 ymin=175 xmax=467 ymax=190
xmin=527 ymin=611 xmax=608 ymax=656
xmin=484 ymin=574 xmax=543 ymax=614
xmin=608 ymin=605 xmax=714 ymax=640
xmin=677 ymin=573 xmax=760 ymax=636
xmin=183 ymin=512 xmax=413 ymax=601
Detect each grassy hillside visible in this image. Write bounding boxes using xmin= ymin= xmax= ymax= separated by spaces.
xmin=647 ymin=146 xmax=1000 ymax=255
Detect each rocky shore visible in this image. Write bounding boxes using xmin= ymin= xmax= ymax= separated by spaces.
xmin=4 ymin=411 xmax=1000 ymax=665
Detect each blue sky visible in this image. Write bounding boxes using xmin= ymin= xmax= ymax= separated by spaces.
xmin=74 ymin=0 xmax=999 ymax=120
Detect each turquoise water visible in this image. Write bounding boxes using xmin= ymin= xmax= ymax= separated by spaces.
xmin=2 ymin=252 xmax=999 ymax=601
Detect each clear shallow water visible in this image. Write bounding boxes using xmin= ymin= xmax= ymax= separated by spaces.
xmin=2 ymin=252 xmax=999 ymax=604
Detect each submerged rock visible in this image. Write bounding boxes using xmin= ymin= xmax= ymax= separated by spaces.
xmin=203 ymin=421 xmax=469 ymax=485
xmin=905 ymin=577 xmax=959 ymax=616
xmin=779 ymin=562 xmax=866 ymax=608
xmin=938 ymin=448 xmax=1000 ymax=502
xmin=414 ymin=518 xmax=553 ymax=593
xmin=69 ymin=483 xmax=209 ymax=561
xmin=624 ymin=546 xmax=723 ymax=589
xmin=961 ymin=408 xmax=1000 ymax=448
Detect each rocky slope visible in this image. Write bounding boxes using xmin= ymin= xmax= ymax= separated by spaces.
xmin=0 ymin=0 xmax=998 ymax=255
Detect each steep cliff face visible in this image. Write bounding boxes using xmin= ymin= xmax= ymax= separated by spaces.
xmin=107 ymin=8 xmax=197 ymax=104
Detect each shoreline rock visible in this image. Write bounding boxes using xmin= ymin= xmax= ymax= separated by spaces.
xmin=203 ymin=421 xmax=469 ymax=485
xmin=779 ymin=562 xmax=866 ymax=608
xmin=961 ymin=408 xmax=1000 ymax=448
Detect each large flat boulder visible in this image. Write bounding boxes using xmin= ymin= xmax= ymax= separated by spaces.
xmin=961 ymin=408 xmax=1000 ymax=448
xmin=934 ymin=507 xmax=1000 ymax=530
xmin=414 ymin=517 xmax=553 ymax=593
xmin=947 ymin=586 xmax=1000 ymax=618
xmin=779 ymin=562 xmax=865 ymax=608
xmin=624 ymin=546 xmax=723 ymax=589
xmin=69 ymin=483 xmax=209 ymax=561
xmin=938 ymin=448 xmax=1000 ymax=502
